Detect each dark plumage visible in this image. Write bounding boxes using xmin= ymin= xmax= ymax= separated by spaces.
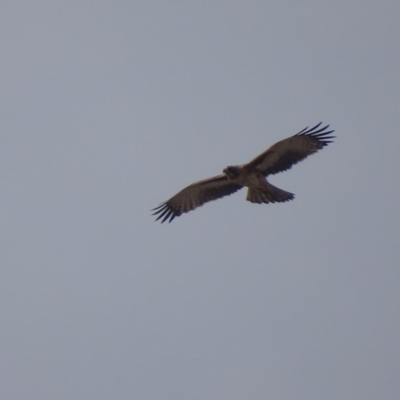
xmin=153 ymin=122 xmax=334 ymax=223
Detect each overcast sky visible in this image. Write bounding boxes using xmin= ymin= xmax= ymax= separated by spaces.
xmin=1 ymin=1 xmax=400 ymax=399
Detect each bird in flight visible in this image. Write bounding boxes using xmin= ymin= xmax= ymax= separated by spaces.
xmin=153 ymin=122 xmax=334 ymax=223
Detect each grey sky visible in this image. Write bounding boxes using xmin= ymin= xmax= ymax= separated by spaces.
xmin=1 ymin=1 xmax=399 ymax=399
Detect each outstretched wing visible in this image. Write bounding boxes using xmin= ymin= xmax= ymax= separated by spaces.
xmin=152 ymin=175 xmax=243 ymax=223
xmin=245 ymin=122 xmax=335 ymax=176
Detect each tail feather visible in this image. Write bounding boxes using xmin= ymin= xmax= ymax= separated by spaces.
xmin=246 ymin=183 xmax=294 ymax=204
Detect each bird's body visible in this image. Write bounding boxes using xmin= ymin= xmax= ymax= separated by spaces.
xmin=223 ymin=165 xmax=265 ymax=187
xmin=153 ymin=122 xmax=334 ymax=223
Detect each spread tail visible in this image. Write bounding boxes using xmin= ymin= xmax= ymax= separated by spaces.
xmin=246 ymin=183 xmax=294 ymax=204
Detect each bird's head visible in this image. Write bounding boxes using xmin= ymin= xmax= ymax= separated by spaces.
xmin=223 ymin=166 xmax=240 ymax=180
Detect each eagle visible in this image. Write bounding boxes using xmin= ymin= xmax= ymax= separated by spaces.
xmin=153 ymin=122 xmax=334 ymax=223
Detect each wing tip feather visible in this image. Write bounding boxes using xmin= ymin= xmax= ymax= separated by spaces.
xmin=152 ymin=203 xmax=181 ymax=223
xmin=296 ymin=121 xmax=335 ymax=145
